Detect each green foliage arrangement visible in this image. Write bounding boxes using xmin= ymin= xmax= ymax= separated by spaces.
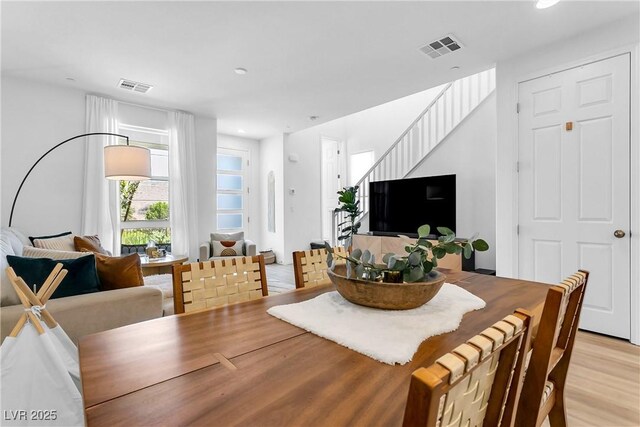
xmin=145 ymin=201 xmax=169 ymax=220
xmin=121 ymin=228 xmax=171 ymax=245
xmin=336 ymin=186 xmax=362 ymax=247
xmin=120 ymin=181 xmax=140 ymax=221
xmin=326 ymin=224 xmax=489 ymax=283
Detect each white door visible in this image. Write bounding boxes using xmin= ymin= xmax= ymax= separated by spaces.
xmin=321 ymin=137 xmax=342 ymax=242
xmin=518 ymin=53 xmax=631 ymax=339
xmin=217 ymin=148 xmax=249 ymax=233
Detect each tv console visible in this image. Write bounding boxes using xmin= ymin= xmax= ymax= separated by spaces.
xmin=353 ymin=234 xmax=475 ymax=272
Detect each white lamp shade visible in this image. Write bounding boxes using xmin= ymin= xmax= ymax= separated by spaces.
xmin=104 ymin=145 xmax=151 ymax=180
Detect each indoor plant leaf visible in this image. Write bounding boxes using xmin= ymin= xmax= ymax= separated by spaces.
xmin=463 ymin=243 xmax=473 ymax=259
xmin=472 ymin=239 xmax=489 ymax=251
xmin=417 ymin=224 xmax=431 ymax=238
xmin=436 ymin=226 xmax=454 ymax=236
xmin=407 ymin=267 xmax=424 ymax=283
xmin=408 ymin=251 xmax=421 ymax=266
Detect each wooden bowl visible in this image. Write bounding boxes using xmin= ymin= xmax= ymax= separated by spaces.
xmin=327 ymin=264 xmax=446 ymax=310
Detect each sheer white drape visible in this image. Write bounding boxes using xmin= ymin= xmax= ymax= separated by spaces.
xmin=168 ymin=111 xmax=198 ymax=259
xmin=82 ymin=95 xmax=120 ymax=255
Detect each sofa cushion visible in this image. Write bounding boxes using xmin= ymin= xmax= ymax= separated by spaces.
xmin=31 ymin=232 xmax=75 ymax=251
xmin=0 ymin=233 xmax=20 ymax=307
xmin=74 ymin=235 xmax=109 ymax=255
xmin=23 ymin=246 xmax=89 ymax=260
xmin=94 ymin=253 xmax=144 ymax=291
xmin=211 ymin=231 xmax=244 ymax=242
xmin=28 ymin=231 xmax=72 ymax=245
xmin=6 ymin=254 xmax=101 ymax=299
xmin=212 ymin=239 xmax=244 ymax=257
xmin=7 ymin=228 xmax=31 ymax=250
xmin=1 ymin=227 xmax=28 ymax=256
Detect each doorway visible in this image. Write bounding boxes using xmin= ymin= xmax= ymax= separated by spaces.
xmin=517 ymin=53 xmax=631 ymax=339
xmin=321 ymin=136 xmax=343 ymax=243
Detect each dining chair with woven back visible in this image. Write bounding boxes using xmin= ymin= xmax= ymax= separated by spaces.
xmin=516 ymin=270 xmax=589 ymax=427
xmin=172 ymin=255 xmax=268 ymax=314
xmin=403 ymin=309 xmax=534 ymax=427
xmin=292 ymin=246 xmax=347 ymax=289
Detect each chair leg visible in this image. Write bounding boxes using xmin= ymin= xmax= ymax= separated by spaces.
xmin=548 ymin=392 xmax=568 ymax=427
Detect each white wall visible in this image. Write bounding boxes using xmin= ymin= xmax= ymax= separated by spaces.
xmin=281 ymin=86 xmax=444 ymax=263
xmin=345 ymin=85 xmax=444 ymax=183
xmin=194 ymin=115 xmax=218 ymax=256
xmin=283 ymin=121 xmax=347 ymax=263
xmin=217 ymin=133 xmax=261 ymax=247
xmin=1 ymin=76 xmax=86 ymax=235
xmin=495 ymin=16 xmax=640 ymax=278
xmin=259 ymin=134 xmax=285 ymax=262
xmin=407 ymin=93 xmax=497 ymax=270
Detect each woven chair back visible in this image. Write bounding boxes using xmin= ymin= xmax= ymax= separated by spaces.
xmin=292 ymin=246 xmax=347 ymax=289
xmin=516 ymin=270 xmax=589 ymax=427
xmin=403 ymin=309 xmax=533 ymax=427
xmin=172 ymin=255 xmax=268 ymax=314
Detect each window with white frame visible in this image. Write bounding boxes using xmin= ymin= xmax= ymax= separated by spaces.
xmin=350 ymin=150 xmax=375 ymax=186
xmin=217 ymin=148 xmax=248 ymax=232
xmin=118 ymin=124 xmax=171 ymax=246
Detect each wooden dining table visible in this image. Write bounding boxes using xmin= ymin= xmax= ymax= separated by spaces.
xmin=79 ymin=270 xmax=549 ymax=427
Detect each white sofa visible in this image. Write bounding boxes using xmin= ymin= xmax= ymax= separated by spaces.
xmin=0 ymin=227 xmax=164 ymax=344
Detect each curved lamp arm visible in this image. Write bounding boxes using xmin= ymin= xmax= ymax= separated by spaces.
xmin=8 ymin=132 xmax=130 ymax=227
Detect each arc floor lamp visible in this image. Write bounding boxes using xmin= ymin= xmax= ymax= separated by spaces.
xmin=8 ymin=132 xmax=151 ymax=227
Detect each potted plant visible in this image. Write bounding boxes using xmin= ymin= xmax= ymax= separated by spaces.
xmin=335 ymin=186 xmax=362 ymax=249
xmin=325 ymin=224 xmax=489 ymax=310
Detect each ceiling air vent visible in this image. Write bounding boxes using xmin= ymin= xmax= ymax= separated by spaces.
xmin=419 ymin=35 xmax=463 ymax=59
xmin=117 ymin=78 xmax=153 ymax=94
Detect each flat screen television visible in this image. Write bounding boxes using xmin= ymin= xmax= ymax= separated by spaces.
xmin=369 ymin=174 xmax=456 ymax=237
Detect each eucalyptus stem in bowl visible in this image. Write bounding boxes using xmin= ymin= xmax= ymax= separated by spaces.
xmin=326 ymin=224 xmax=489 ymax=283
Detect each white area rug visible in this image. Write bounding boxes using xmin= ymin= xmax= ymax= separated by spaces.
xmin=267 ymin=284 xmax=485 ymax=365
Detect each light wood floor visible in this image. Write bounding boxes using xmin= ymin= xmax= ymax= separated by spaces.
xmin=264 ymin=263 xmax=640 ymax=426
xmin=548 ymin=331 xmax=640 ymax=427
xmin=265 ymin=262 xmax=296 ymax=294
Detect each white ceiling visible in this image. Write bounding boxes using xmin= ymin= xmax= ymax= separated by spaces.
xmin=2 ymin=1 xmax=638 ymax=139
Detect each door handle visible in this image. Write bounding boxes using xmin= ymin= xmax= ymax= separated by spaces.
xmin=614 ymin=230 xmax=626 ymax=238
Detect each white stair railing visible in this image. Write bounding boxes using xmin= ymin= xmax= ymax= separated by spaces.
xmin=333 ymin=68 xmax=496 ymax=244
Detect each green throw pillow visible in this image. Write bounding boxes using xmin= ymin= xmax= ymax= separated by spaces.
xmin=6 ymin=254 xmax=101 ymax=299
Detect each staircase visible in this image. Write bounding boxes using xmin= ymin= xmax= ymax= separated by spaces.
xmin=333 ymin=68 xmax=496 ymax=244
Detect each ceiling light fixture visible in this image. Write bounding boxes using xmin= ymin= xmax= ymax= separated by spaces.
xmin=450 ymin=66 xmax=460 ymax=70
xmin=309 ymin=116 xmax=319 ymax=121
xmin=65 ymin=77 xmax=76 ymax=82
xmin=536 ymin=0 xmax=560 ymax=9
xmin=234 ymin=68 xmax=248 ymax=75
xmin=238 ymin=129 xmax=246 ymax=134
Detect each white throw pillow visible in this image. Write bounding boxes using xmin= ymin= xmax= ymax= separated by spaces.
xmin=23 ymin=246 xmax=89 ymax=260
xmin=211 ymin=240 xmax=244 ymax=257
xmin=33 ymin=234 xmax=76 ymax=252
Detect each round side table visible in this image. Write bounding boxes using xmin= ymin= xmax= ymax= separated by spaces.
xmin=140 ymin=254 xmax=188 ymax=276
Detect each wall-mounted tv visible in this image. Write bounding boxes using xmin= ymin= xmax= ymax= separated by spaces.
xmin=369 ymin=174 xmax=456 ymax=237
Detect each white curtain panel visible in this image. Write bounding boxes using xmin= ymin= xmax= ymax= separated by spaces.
xmin=168 ymin=111 xmax=199 ymax=259
xmin=82 ymin=95 xmax=121 ymax=255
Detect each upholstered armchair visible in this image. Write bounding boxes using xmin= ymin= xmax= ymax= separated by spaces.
xmin=199 ymin=231 xmax=257 ymax=261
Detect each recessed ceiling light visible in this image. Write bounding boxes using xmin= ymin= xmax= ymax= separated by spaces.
xmin=309 ymin=116 xmax=319 ymax=121
xmin=238 ymin=129 xmax=246 ymax=134
xmin=450 ymin=66 xmax=460 ymax=70
xmin=234 ymin=68 xmax=248 ymax=75
xmin=536 ymin=0 xmax=560 ymax=9
xmin=65 ymin=77 xmax=76 ymax=82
